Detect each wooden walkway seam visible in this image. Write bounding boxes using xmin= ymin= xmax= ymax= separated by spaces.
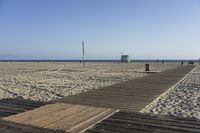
xmin=78 ymin=109 xmax=119 ymax=133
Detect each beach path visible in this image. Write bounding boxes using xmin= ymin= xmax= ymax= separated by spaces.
xmin=86 ymin=111 xmax=200 ymax=133
xmin=55 ymin=65 xmax=194 ymax=111
xmin=0 ymin=118 xmax=65 ymax=133
xmin=4 ymin=103 xmax=117 ymax=133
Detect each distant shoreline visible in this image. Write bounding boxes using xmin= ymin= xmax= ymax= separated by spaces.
xmin=0 ymin=59 xmax=198 ymax=63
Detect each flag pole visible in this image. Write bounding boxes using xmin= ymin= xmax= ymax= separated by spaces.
xmin=82 ymin=41 xmax=85 ymax=68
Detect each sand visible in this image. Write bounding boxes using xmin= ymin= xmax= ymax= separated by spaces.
xmin=141 ymin=65 xmax=200 ymax=119
xmin=0 ymin=62 xmax=178 ymax=101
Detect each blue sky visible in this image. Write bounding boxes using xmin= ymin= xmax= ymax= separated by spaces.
xmin=0 ymin=0 xmax=200 ymax=60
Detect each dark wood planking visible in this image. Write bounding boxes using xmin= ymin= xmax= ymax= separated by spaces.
xmin=116 ymin=111 xmax=200 ymax=126
xmin=0 ymin=98 xmax=47 ymax=117
xmin=0 ymin=119 xmax=66 ymax=133
xmin=55 ymin=65 xmax=194 ymax=111
xmin=4 ymin=103 xmax=116 ymax=133
xmin=86 ymin=111 xmax=200 ymax=133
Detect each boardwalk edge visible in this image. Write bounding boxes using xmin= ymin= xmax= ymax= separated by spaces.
xmin=140 ymin=66 xmax=196 ymax=113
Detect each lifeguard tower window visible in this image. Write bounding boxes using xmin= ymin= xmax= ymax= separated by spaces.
xmin=121 ymin=55 xmax=130 ymax=63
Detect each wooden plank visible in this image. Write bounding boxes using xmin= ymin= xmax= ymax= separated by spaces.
xmin=69 ymin=109 xmax=116 ymax=133
xmin=0 ymin=98 xmax=46 ymax=118
xmin=86 ymin=111 xmax=200 ymax=133
xmin=5 ymin=103 xmax=73 ymax=124
xmin=46 ymin=107 xmax=105 ymax=129
xmin=0 ymin=119 xmax=65 ymax=133
xmin=31 ymin=105 xmax=90 ymax=127
xmin=4 ymin=103 xmax=116 ymax=133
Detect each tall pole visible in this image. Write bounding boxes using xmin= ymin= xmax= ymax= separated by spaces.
xmin=82 ymin=41 xmax=85 ymax=68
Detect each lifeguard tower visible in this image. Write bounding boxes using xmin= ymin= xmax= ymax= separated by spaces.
xmin=121 ymin=55 xmax=130 ymax=63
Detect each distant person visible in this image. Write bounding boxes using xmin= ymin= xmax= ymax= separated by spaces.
xmin=188 ymin=61 xmax=194 ymax=65
xmin=181 ymin=61 xmax=184 ymax=66
xmin=162 ymin=60 xmax=165 ymax=64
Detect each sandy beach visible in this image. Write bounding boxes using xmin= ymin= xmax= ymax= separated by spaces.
xmin=141 ymin=65 xmax=200 ymax=119
xmin=0 ymin=62 xmax=178 ymax=101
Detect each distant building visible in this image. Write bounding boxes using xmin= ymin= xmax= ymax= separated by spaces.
xmin=121 ymin=55 xmax=130 ymax=63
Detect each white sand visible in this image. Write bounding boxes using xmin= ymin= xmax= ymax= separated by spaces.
xmin=0 ymin=62 xmax=178 ymax=101
xmin=141 ymin=65 xmax=200 ymax=119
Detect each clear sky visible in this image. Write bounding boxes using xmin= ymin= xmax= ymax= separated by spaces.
xmin=0 ymin=0 xmax=200 ymax=60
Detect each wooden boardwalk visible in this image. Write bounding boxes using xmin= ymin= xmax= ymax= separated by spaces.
xmin=0 ymin=119 xmax=65 ymax=133
xmin=86 ymin=111 xmax=200 ymax=133
xmin=55 ymin=65 xmax=194 ymax=111
xmin=4 ymin=103 xmax=117 ymax=133
xmin=0 ymin=98 xmax=46 ymax=118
